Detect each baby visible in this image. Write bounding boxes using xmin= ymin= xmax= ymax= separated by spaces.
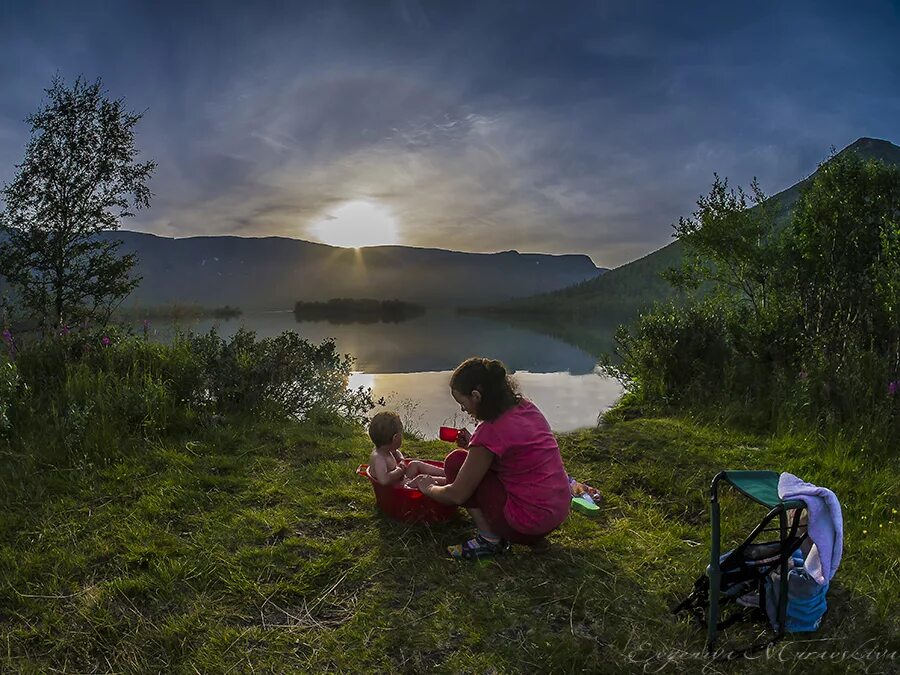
xmin=367 ymin=411 xmax=446 ymax=487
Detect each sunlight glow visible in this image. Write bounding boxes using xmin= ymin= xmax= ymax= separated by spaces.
xmin=310 ymin=200 xmax=400 ymax=248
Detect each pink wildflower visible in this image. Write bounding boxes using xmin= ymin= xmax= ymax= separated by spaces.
xmin=1 ymin=328 xmax=15 ymax=360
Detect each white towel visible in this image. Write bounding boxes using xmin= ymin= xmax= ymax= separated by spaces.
xmin=778 ymin=472 xmax=844 ymax=585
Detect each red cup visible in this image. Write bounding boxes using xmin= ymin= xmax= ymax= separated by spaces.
xmin=439 ymin=426 xmax=459 ymax=442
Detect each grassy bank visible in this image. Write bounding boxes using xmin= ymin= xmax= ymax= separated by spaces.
xmin=1 ymin=413 xmax=896 ymax=673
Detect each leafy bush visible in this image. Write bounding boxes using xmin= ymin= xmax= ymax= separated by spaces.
xmin=602 ymin=300 xmax=731 ymax=406
xmin=186 ymin=328 xmax=374 ymax=422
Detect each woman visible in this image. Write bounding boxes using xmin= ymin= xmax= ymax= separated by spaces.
xmin=415 ymin=357 xmax=571 ymax=559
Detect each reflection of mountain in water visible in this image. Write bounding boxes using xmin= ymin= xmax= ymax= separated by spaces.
xmin=471 ymin=311 xmax=635 ymax=360
xmin=162 ymin=310 xmax=609 ymax=375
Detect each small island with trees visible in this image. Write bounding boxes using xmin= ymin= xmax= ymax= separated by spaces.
xmin=293 ymin=298 xmax=426 ymax=324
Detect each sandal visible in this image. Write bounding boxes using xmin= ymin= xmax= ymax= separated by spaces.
xmin=447 ymin=533 xmax=510 ymax=560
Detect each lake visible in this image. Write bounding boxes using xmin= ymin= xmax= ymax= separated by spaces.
xmin=149 ymin=310 xmax=623 ymax=438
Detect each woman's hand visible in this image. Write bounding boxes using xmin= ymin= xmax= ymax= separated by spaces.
xmin=414 ymin=474 xmax=437 ymax=492
xmin=456 ymin=428 xmax=471 ymax=448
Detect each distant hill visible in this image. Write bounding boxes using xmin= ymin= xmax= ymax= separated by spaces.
xmin=73 ymin=233 xmax=603 ymax=311
xmin=478 ymin=137 xmax=900 ymax=319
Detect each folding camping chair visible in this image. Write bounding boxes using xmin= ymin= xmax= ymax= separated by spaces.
xmin=673 ymin=470 xmax=808 ymax=656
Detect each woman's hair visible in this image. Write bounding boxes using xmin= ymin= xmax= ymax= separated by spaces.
xmin=368 ymin=411 xmax=402 ymax=447
xmin=450 ymin=357 xmax=521 ymax=421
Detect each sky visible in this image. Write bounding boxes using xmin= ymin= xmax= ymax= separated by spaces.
xmin=0 ymin=0 xmax=898 ymax=268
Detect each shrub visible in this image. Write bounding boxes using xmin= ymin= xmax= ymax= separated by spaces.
xmin=4 ymin=326 xmax=375 ymax=466
xmin=186 ymin=328 xmax=374 ymax=422
xmin=602 ymin=300 xmax=731 ymax=407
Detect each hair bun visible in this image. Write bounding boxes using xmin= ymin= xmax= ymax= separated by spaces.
xmin=485 ymin=359 xmax=506 ymax=380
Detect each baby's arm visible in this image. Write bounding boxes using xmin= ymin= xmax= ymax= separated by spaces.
xmin=371 ymin=452 xmax=405 ymax=486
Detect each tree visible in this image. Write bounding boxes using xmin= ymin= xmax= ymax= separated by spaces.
xmin=664 ymin=174 xmax=784 ymax=320
xmin=786 ymin=151 xmax=900 ymax=371
xmin=0 ymin=76 xmax=155 ymax=328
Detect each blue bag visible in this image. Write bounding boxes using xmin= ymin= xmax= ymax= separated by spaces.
xmin=764 ymin=550 xmax=828 ymax=632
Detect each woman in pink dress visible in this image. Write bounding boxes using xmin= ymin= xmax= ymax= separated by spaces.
xmin=414 ymin=357 xmax=571 ymax=560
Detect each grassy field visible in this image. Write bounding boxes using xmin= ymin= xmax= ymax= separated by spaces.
xmin=1 ymin=413 xmax=897 ymax=673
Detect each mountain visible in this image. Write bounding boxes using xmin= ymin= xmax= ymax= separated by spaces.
xmin=0 ymin=230 xmax=603 ymax=316
xmin=85 ymin=232 xmax=604 ymax=310
xmin=480 ymin=137 xmax=900 ymax=319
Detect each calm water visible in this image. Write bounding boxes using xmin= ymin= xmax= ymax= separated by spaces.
xmin=150 ymin=310 xmax=623 ymax=438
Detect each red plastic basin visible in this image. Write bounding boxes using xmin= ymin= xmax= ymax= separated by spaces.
xmin=356 ymin=460 xmax=458 ymax=524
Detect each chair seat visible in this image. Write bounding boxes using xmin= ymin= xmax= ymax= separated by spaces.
xmin=722 ymin=470 xmax=805 ymax=510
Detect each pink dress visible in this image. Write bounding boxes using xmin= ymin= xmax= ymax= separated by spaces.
xmin=469 ymin=399 xmax=571 ymax=535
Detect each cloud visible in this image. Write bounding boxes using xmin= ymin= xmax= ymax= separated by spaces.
xmin=0 ymin=0 xmax=898 ymax=267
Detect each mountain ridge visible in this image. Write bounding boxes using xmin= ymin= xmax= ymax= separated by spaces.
xmin=96 ymin=230 xmax=605 ymax=310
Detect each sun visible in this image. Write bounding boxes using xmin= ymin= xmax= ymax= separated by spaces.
xmin=310 ymin=200 xmax=400 ymax=248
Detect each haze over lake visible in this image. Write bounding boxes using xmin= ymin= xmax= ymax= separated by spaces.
xmin=150 ymin=310 xmax=622 ymax=438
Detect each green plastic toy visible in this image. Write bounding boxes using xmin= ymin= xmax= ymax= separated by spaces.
xmin=569 ymin=476 xmax=602 ymax=516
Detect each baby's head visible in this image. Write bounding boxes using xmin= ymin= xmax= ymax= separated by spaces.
xmin=368 ymin=411 xmax=403 ymax=450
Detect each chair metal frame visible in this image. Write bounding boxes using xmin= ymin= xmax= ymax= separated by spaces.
xmin=706 ymin=470 xmax=807 ymax=654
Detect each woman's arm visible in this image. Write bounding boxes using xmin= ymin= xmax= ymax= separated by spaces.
xmin=421 ymin=446 xmax=493 ymax=505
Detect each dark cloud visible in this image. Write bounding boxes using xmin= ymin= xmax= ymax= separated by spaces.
xmin=0 ymin=0 xmax=898 ymax=266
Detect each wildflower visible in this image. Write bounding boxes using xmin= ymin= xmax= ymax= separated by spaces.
xmin=142 ymin=319 xmax=151 ymax=337
xmin=797 ymin=370 xmax=808 ymax=381
xmin=862 ymin=529 xmax=867 ymax=535
xmin=1 ymin=328 xmax=15 ymax=359
xmin=101 ymin=335 xmax=111 ymax=347
xmin=889 ymin=380 xmax=899 ymax=396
